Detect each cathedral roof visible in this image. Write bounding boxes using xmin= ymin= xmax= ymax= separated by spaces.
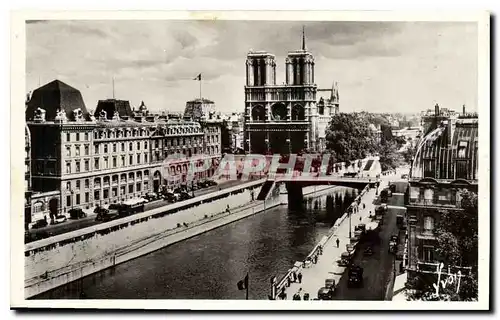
xmin=25 ymin=80 xmax=89 ymax=121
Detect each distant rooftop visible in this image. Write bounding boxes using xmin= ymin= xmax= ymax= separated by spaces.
xmin=186 ymin=98 xmax=215 ymax=104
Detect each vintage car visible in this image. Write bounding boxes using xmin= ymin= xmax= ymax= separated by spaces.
xmin=353 ymin=230 xmax=363 ymax=242
xmin=68 ymin=208 xmax=87 ymax=220
xmin=389 ymin=235 xmax=399 ymax=253
xmin=355 ymin=223 xmax=366 ymax=234
xmin=325 ymin=278 xmax=336 ymax=290
xmin=317 ymin=287 xmax=334 ymax=300
xmin=30 ymin=219 xmax=48 ymax=229
xmin=348 ymin=265 xmax=364 ymax=287
xmin=53 ymin=214 xmax=67 ymax=224
xmin=144 ymin=192 xmax=159 ymax=202
xmin=338 ymin=251 xmax=352 ymax=267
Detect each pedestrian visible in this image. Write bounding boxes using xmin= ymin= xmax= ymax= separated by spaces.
xmin=336 ymin=238 xmax=340 ymax=248
xmin=359 ymin=216 xmax=362 ymax=222
xmin=287 ymin=276 xmax=291 ymax=287
xmin=298 ymin=272 xmax=303 ymax=284
xmin=363 ymin=203 xmax=366 ymax=209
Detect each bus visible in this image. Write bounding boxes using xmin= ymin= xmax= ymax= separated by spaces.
xmin=120 ymin=198 xmax=146 ymax=216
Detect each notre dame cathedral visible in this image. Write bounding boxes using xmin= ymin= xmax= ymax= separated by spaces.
xmin=243 ymin=29 xmax=339 ymax=155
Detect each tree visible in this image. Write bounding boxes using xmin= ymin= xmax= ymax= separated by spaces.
xmin=378 ymin=140 xmax=404 ymax=171
xmin=408 ymin=190 xmax=478 ymax=301
xmin=402 ymin=143 xmax=417 ymax=164
xmin=325 ymin=113 xmax=378 ymax=163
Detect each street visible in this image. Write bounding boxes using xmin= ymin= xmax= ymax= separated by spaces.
xmin=333 ymin=191 xmax=407 ymax=300
xmin=27 ymin=179 xmax=248 ymax=240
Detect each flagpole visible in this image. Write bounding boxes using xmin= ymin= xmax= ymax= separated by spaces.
xmin=199 ymin=75 xmax=202 ymax=101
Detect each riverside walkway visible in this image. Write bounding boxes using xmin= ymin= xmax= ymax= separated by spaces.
xmin=281 ymin=175 xmax=393 ymax=300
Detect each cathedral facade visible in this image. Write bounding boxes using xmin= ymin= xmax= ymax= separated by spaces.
xmin=243 ymin=32 xmax=339 ymax=155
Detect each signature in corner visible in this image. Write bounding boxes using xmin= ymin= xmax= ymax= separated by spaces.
xmin=432 ymin=262 xmax=462 ymax=296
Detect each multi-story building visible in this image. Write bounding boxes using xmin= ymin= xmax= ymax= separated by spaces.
xmin=25 ymin=80 xmax=221 ymax=222
xmin=184 ymin=98 xmax=216 ymax=121
xmin=406 ymin=104 xmax=478 ymax=285
xmin=224 ymin=112 xmax=244 ymax=152
xmin=25 ymin=124 xmax=32 ymax=227
xmin=243 ymin=31 xmax=338 ymax=154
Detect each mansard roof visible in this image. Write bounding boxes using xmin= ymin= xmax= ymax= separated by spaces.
xmin=25 ymin=80 xmax=89 ymax=121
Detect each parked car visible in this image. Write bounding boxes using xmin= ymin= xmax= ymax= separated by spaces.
xmin=389 ymin=235 xmax=399 ymax=253
xmin=355 ymin=223 xmax=366 ymax=234
xmin=145 ymin=192 xmax=159 ymax=202
xmin=95 ymin=210 xmax=119 ymax=222
xmin=163 ymin=191 xmax=180 ymax=203
xmin=31 ymin=219 xmax=48 ymax=229
xmin=317 ymin=287 xmax=335 ymax=300
xmin=348 ymin=265 xmax=364 ymax=287
xmin=68 ymin=208 xmax=87 ymax=220
xmin=401 ymin=174 xmax=409 ymax=179
xmin=53 ymin=215 xmax=67 ymax=224
xmin=207 ymin=180 xmax=218 ymax=186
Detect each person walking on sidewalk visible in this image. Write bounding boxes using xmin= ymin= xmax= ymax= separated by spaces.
xmin=298 ymin=272 xmax=303 ymax=284
xmin=336 ymin=238 xmax=340 ymax=248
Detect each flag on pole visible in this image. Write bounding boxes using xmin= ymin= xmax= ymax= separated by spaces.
xmin=237 ymin=273 xmax=249 ymax=290
xmin=194 ymin=73 xmax=202 ymax=81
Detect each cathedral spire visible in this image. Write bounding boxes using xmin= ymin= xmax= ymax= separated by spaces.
xmin=302 ymin=25 xmax=306 ymax=51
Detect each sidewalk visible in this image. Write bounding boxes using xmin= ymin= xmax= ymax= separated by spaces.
xmin=284 ymin=178 xmax=390 ymax=300
xmin=391 ymin=272 xmax=408 ymax=301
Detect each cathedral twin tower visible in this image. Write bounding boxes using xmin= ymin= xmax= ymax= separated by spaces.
xmin=243 ymin=29 xmax=339 ymax=155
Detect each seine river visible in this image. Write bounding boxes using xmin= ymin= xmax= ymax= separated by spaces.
xmin=35 ymin=186 xmax=358 ymax=300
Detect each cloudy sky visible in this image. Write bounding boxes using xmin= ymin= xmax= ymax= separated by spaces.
xmin=26 ymin=20 xmax=478 ymax=114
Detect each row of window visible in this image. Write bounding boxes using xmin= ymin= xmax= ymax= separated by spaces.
xmin=64 ymin=147 xmax=220 ymax=175
xmin=206 ymin=135 xmax=219 ymax=144
xmin=153 ymin=137 xmax=204 ymax=148
xmin=65 ymin=153 xmax=149 ymax=174
xmin=65 ymin=171 xmax=151 ymax=191
xmin=64 ymin=138 xmax=219 ymax=158
xmin=65 ymin=132 xmax=90 ymax=142
xmin=65 ymin=127 xmax=218 ymax=143
xmin=66 ymin=144 xmax=90 ymax=157
xmin=95 ymin=141 xmax=148 ymax=154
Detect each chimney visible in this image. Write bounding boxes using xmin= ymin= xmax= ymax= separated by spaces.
xmin=463 ymin=104 xmax=466 ymax=116
xmin=434 ymin=103 xmax=440 ymax=116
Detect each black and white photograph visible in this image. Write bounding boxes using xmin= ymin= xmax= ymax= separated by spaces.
xmin=10 ymin=11 xmax=490 ymax=310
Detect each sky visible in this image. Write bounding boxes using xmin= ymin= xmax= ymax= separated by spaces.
xmin=26 ymin=20 xmax=478 ymax=114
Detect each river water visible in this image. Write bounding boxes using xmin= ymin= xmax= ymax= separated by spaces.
xmin=35 ymin=186 xmax=358 ymax=300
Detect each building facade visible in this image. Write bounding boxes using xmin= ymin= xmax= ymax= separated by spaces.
xmin=26 ymin=80 xmax=221 ymax=222
xmin=406 ymin=105 xmax=478 ymax=284
xmin=25 ymin=125 xmax=32 ymax=227
xmin=243 ymin=32 xmax=338 ymax=155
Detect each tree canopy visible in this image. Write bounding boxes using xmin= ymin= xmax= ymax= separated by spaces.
xmin=325 ymin=112 xmax=404 ymax=170
xmin=324 ymin=113 xmax=378 ymax=163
